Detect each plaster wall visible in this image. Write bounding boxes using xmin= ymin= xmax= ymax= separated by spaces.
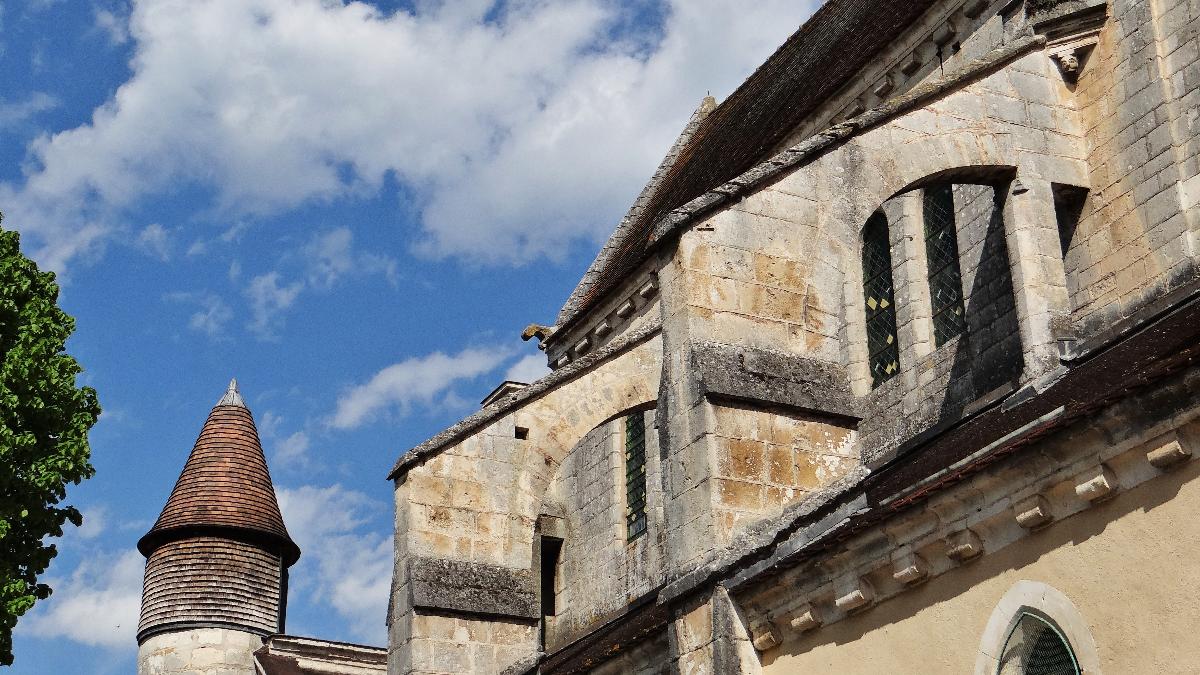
xmin=762 ymin=459 xmax=1200 ymax=674
xmin=137 ymin=628 xmax=262 ymax=675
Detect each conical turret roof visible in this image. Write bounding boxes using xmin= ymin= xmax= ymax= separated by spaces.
xmin=138 ymin=379 xmax=300 ymax=565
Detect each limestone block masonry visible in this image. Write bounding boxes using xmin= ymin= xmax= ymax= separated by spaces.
xmin=137 ymin=629 xmax=262 ymax=675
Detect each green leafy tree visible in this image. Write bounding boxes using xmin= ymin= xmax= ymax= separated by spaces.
xmin=0 ymin=213 xmax=100 ymax=665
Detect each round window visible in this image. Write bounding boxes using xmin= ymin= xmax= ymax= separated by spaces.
xmin=997 ymin=612 xmax=1081 ymax=675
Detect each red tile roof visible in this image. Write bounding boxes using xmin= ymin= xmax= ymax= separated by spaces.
xmin=138 ymin=381 xmax=300 ymax=565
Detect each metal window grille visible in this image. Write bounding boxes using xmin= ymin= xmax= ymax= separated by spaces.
xmin=862 ymin=212 xmax=900 ymax=387
xmin=624 ymin=412 xmax=648 ymax=541
xmin=997 ymin=612 xmax=1081 ymax=675
xmin=923 ymin=184 xmax=968 ymax=345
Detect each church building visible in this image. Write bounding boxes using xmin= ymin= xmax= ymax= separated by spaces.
xmin=136 ymin=0 xmax=1200 ymax=672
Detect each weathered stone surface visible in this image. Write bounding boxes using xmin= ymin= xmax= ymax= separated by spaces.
xmin=691 ymin=341 xmax=861 ymax=419
xmin=409 ymin=557 xmax=538 ymax=619
xmin=1014 ymin=494 xmax=1054 ymax=529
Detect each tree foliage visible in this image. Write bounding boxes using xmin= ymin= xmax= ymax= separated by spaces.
xmin=0 ymin=214 xmax=100 ymax=665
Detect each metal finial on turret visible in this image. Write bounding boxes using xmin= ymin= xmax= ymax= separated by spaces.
xmin=216 ymin=378 xmax=247 ymax=408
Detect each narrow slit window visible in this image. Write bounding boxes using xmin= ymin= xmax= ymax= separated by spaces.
xmin=862 ymin=212 xmax=900 ymax=387
xmin=539 ymin=536 xmax=562 ymax=618
xmin=923 ymin=184 xmax=967 ymax=345
xmin=625 ymin=412 xmax=648 ymax=541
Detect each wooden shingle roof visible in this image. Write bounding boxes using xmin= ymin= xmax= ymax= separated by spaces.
xmin=137 ymin=380 xmax=300 ymax=565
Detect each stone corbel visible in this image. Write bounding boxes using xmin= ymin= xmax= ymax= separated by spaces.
xmin=1074 ymin=464 xmax=1118 ymax=503
xmin=1145 ymin=430 xmax=1194 ymax=470
xmin=1047 ymin=34 xmax=1098 ymax=82
xmin=785 ymin=603 xmax=823 ymax=633
xmin=1035 ymin=0 xmax=1107 ymax=83
xmin=834 ymin=576 xmax=875 ymax=613
xmin=945 ymin=529 xmax=984 ymax=563
xmin=1013 ymin=494 xmax=1054 ymax=529
xmin=748 ymin=613 xmax=781 ymax=652
xmin=891 ymin=550 xmax=930 ymax=586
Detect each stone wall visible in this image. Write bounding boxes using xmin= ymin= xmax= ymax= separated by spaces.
xmin=708 ymin=402 xmax=857 ymax=538
xmin=388 ymin=335 xmax=661 ymax=674
xmin=543 ymin=408 xmax=667 ymax=649
xmin=137 ymin=628 xmax=262 ymax=675
xmin=1065 ymin=0 xmax=1200 ymax=333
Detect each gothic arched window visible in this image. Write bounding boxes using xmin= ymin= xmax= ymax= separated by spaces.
xmin=862 ymin=211 xmax=900 ymax=387
xmin=997 ymin=612 xmax=1081 ymax=675
xmin=923 ymin=184 xmax=967 ymax=345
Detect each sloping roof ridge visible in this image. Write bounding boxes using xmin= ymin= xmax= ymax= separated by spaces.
xmin=560 ymin=0 xmax=944 ymax=327
xmin=555 ymin=95 xmax=717 ymax=325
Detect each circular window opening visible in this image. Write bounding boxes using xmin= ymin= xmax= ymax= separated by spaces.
xmin=998 ymin=612 xmax=1081 ymax=675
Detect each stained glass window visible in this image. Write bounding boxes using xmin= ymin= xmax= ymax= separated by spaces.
xmin=997 ymin=613 xmax=1081 ymax=675
xmin=862 ymin=212 xmax=900 ymax=387
xmin=923 ymin=184 xmax=967 ymax=345
xmin=625 ymin=412 xmax=647 ymax=541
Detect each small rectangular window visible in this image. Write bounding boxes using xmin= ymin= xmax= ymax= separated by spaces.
xmin=862 ymin=212 xmax=901 ymax=387
xmin=624 ymin=412 xmax=648 ymax=541
xmin=539 ymin=536 xmax=562 ymax=617
xmin=923 ymin=184 xmax=967 ymax=346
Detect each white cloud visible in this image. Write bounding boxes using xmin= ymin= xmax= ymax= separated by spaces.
xmin=136 ymin=222 xmax=171 ymax=260
xmin=75 ymin=504 xmax=109 ymax=541
xmin=303 ymin=227 xmax=396 ymax=288
xmin=167 ymin=291 xmax=233 ymax=338
xmin=274 ymin=429 xmax=311 ymax=465
xmin=21 ymin=549 xmax=144 ymax=649
xmin=331 ymin=345 xmax=512 ymax=429
xmin=276 ymin=484 xmax=391 ymax=644
xmin=95 ymin=7 xmax=131 ymax=45
xmin=0 ymin=0 xmax=817 ymax=273
xmin=245 ymin=271 xmax=303 ymax=339
xmin=504 ymin=353 xmax=550 ymax=384
xmin=0 ymin=92 xmax=58 ymax=130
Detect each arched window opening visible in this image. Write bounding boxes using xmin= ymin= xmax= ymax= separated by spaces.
xmin=923 ymin=184 xmax=967 ymax=346
xmin=998 ymin=612 xmax=1081 ymax=675
xmin=862 ymin=211 xmax=900 ymax=387
xmin=624 ymin=412 xmax=648 ymax=541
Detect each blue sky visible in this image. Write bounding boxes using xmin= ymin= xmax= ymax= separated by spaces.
xmin=0 ymin=0 xmax=816 ymax=671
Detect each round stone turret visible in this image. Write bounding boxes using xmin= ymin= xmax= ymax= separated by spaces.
xmin=136 ymin=379 xmax=299 ymax=675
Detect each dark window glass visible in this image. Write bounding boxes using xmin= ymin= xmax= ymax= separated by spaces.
xmin=625 ymin=412 xmax=648 ymax=541
xmin=862 ymin=212 xmax=900 ymax=387
xmin=997 ymin=612 xmax=1081 ymax=675
xmin=923 ymin=184 xmax=967 ymax=345
xmin=539 ymin=536 xmax=562 ymax=617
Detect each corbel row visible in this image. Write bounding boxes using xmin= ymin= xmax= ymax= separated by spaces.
xmin=831 ymin=0 xmax=990 ymax=125
xmin=552 ymin=276 xmax=658 ymax=369
xmin=743 ymin=423 xmax=1196 ymax=652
